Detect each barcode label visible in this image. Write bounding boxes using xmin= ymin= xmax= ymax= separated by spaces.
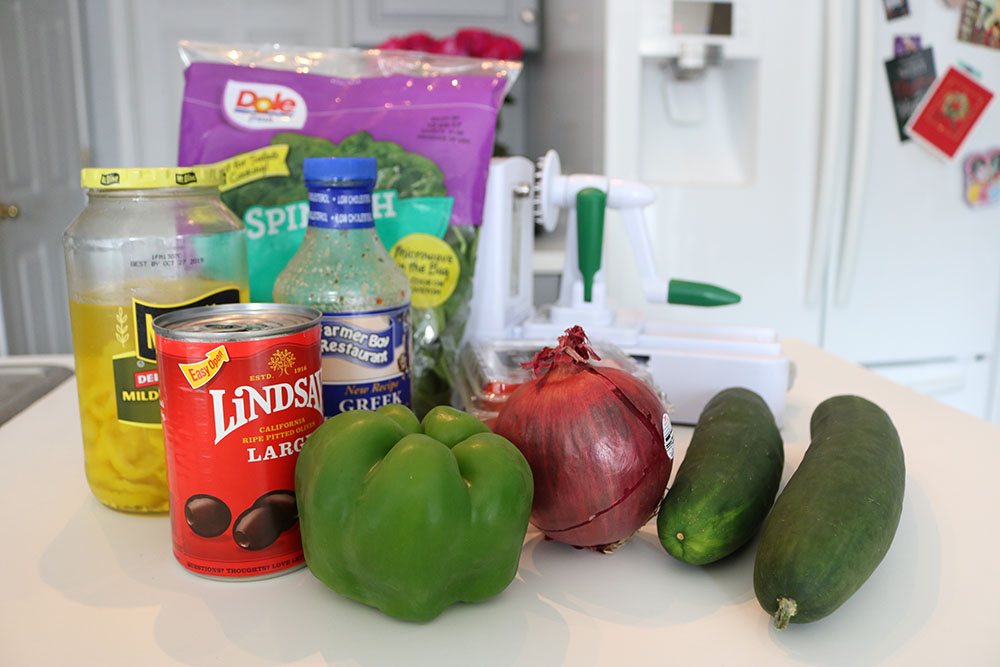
xmin=662 ymin=413 xmax=675 ymax=460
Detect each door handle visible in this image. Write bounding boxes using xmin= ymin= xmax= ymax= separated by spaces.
xmin=0 ymin=203 xmax=20 ymax=219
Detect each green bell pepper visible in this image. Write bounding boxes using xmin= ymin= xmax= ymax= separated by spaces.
xmin=295 ymin=404 xmax=533 ymax=621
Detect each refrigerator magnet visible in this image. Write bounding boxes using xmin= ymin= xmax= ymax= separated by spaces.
xmin=893 ymin=35 xmax=922 ymax=56
xmin=906 ymin=66 xmax=994 ymax=160
xmin=957 ymin=0 xmax=1000 ymax=50
xmin=963 ymin=148 xmax=1000 ymax=207
xmin=883 ymin=0 xmax=911 ymax=19
xmin=885 ymin=48 xmax=937 ymax=142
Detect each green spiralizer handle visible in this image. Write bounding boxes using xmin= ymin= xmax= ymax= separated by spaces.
xmin=668 ymin=279 xmax=741 ymax=307
xmin=576 ymin=187 xmax=606 ymax=303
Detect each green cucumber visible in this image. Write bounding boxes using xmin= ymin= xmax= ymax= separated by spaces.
xmin=657 ymin=387 xmax=784 ymax=565
xmin=753 ymin=395 xmax=905 ymax=629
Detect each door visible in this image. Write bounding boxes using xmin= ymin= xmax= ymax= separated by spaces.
xmin=0 ymin=0 xmax=88 ymax=355
xmin=823 ymin=1 xmax=1000 ymax=364
xmin=601 ymin=0 xmax=827 ymax=344
xmin=821 ymin=1 xmax=1000 ymax=420
xmin=1 ymin=0 xmax=351 ymax=356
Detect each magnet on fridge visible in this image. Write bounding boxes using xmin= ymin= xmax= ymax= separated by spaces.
xmin=883 ymin=0 xmax=911 ymax=20
xmin=893 ymin=35 xmax=922 ymax=55
xmin=957 ymin=0 xmax=1000 ymax=50
xmin=958 ymin=60 xmax=983 ymax=78
xmin=906 ymin=65 xmax=995 ymax=160
xmin=963 ymin=148 xmax=1000 ymax=207
xmin=885 ymin=48 xmax=937 ymax=142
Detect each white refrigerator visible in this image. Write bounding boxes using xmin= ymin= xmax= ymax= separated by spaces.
xmin=527 ymin=0 xmax=1000 ymax=423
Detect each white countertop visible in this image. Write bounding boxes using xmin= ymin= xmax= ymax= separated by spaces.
xmin=2 ymin=340 xmax=999 ymax=666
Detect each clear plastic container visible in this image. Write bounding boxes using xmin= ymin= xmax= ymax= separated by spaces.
xmin=455 ymin=338 xmax=664 ymax=426
xmin=63 ymin=166 xmax=249 ymax=513
xmin=273 ymin=157 xmax=412 ymax=417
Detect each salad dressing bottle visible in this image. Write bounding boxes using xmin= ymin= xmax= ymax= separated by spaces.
xmin=273 ymin=157 xmax=412 ymax=417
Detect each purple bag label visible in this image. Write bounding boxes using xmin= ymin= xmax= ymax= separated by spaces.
xmin=223 ymin=80 xmax=308 ymax=130
xmin=179 ymin=62 xmax=507 ymax=228
xmin=307 ymin=186 xmax=374 ymax=229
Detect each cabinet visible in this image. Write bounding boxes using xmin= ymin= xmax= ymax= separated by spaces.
xmin=348 ymin=0 xmax=540 ymax=51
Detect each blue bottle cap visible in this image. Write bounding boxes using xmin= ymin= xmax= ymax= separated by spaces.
xmin=303 ymin=157 xmax=377 ymax=183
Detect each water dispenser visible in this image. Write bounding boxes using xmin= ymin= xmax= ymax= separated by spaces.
xmin=637 ymin=0 xmax=761 ymax=185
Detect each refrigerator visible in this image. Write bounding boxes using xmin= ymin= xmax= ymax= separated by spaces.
xmin=526 ymin=0 xmax=1000 ymax=423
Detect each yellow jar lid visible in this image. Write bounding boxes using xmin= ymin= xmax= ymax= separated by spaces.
xmin=80 ymin=166 xmax=224 ymax=190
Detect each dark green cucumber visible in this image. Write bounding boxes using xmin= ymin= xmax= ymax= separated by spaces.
xmin=753 ymin=395 xmax=905 ymax=629
xmin=656 ymin=387 xmax=784 ymax=565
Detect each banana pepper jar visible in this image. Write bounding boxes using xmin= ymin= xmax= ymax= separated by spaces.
xmin=63 ymin=167 xmax=249 ymax=513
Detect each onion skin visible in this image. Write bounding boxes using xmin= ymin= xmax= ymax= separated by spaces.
xmin=493 ymin=337 xmax=672 ymax=551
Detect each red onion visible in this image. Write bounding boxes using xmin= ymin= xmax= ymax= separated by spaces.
xmin=493 ymin=326 xmax=673 ymax=552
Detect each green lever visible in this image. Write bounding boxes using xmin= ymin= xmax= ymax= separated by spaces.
xmin=576 ymin=187 xmax=606 ymax=303
xmin=668 ymin=279 xmax=741 ymax=307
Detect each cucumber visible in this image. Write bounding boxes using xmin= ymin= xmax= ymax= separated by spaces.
xmin=657 ymin=387 xmax=784 ymax=565
xmin=753 ymin=395 xmax=905 ymax=628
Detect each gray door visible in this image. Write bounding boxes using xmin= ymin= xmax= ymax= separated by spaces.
xmin=0 ymin=0 xmax=88 ymax=355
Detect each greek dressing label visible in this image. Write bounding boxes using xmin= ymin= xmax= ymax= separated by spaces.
xmin=662 ymin=413 xmax=675 ymax=460
xmin=308 ymin=186 xmax=374 ymax=229
xmin=319 ymin=306 xmax=411 ymax=417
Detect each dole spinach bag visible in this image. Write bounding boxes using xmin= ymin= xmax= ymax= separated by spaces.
xmin=177 ymin=42 xmax=519 ymax=416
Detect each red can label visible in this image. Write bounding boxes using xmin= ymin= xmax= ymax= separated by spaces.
xmin=157 ymin=325 xmax=322 ymax=578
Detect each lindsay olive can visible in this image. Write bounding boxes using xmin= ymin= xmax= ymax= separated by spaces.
xmin=154 ymin=303 xmax=322 ymax=580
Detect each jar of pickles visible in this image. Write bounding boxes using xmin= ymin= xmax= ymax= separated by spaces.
xmin=63 ymin=167 xmax=249 ymax=513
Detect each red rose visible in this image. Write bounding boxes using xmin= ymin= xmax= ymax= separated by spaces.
xmin=455 ymin=29 xmax=494 ymax=57
xmin=376 ymin=28 xmax=522 ymax=60
xmin=403 ymin=32 xmax=440 ymax=53
xmin=483 ymin=36 xmax=523 ymax=60
xmin=434 ymin=35 xmax=464 ymax=55
xmin=376 ymin=37 xmax=409 ymax=50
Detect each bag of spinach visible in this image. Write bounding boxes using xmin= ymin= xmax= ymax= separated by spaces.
xmin=177 ymin=42 xmax=519 ymax=417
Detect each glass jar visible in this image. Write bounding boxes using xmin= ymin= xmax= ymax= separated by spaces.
xmin=63 ymin=167 xmax=249 ymax=513
xmin=273 ymin=157 xmax=412 ymax=418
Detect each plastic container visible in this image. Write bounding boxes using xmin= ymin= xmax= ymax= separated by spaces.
xmin=455 ymin=337 xmax=664 ymax=425
xmin=63 ymin=166 xmax=249 ymax=513
xmin=273 ymin=157 xmax=412 ymax=417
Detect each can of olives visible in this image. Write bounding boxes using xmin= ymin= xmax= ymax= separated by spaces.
xmin=154 ymin=303 xmax=322 ymax=579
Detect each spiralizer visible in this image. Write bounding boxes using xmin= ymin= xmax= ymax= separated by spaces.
xmin=464 ymin=151 xmax=791 ymax=425
xmin=523 ymin=149 xmax=739 ymax=344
